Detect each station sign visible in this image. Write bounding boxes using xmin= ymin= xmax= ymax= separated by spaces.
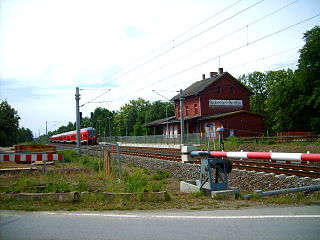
xmin=209 ymin=99 xmax=243 ymax=106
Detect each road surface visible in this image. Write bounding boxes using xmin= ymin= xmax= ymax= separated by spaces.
xmin=1 ymin=206 xmax=320 ymax=240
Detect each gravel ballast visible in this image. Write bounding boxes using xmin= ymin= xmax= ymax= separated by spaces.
xmin=120 ymin=155 xmax=320 ymax=193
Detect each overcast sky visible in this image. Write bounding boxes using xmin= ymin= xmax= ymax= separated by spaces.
xmin=0 ymin=0 xmax=319 ymax=136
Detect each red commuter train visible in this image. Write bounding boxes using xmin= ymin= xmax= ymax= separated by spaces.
xmin=49 ymin=127 xmax=97 ymax=144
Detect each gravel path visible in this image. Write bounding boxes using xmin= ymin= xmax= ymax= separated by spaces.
xmin=119 ymin=155 xmax=320 ymax=193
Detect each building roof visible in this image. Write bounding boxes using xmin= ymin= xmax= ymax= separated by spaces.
xmin=200 ymin=110 xmax=263 ymax=120
xmin=171 ymin=72 xmax=253 ymax=101
xmin=142 ymin=116 xmax=176 ymax=127
xmin=143 ymin=110 xmax=262 ymax=127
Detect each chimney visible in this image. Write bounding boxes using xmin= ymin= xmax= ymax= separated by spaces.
xmin=202 ymin=74 xmax=205 ymax=80
xmin=210 ymin=72 xmax=218 ymax=78
xmin=218 ymin=67 xmax=223 ymax=74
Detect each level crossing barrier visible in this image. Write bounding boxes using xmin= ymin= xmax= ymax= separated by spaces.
xmin=190 ymin=151 xmax=320 ymax=163
xmin=0 ymin=154 xmax=62 ymax=163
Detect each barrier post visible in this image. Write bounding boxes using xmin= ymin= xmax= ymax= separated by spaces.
xmin=116 ymin=144 xmax=122 ymax=179
xmin=43 ymin=155 xmax=47 ymax=174
xmin=61 ymin=154 xmax=65 ymax=177
xmin=104 ymin=149 xmax=111 ymax=177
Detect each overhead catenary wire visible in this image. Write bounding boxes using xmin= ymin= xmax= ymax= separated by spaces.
xmin=99 ymin=0 xmax=263 ymax=88
xmin=227 ymin=45 xmax=301 ymax=71
xmin=80 ymin=89 xmax=111 ymax=107
xmin=119 ymin=0 xmax=300 ymax=89
xmin=110 ymin=13 xmax=320 ymax=102
xmin=98 ymin=0 xmax=242 ymax=88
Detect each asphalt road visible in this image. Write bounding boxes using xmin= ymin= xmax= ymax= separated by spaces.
xmin=1 ymin=206 xmax=320 ymax=240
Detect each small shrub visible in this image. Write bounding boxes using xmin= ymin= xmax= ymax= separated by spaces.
xmin=153 ymin=170 xmax=170 ymax=181
xmin=44 ymin=182 xmax=72 ymax=193
xmin=123 ymin=170 xmax=149 ymax=193
xmin=61 ymin=150 xmax=78 ymax=163
xmin=267 ymin=139 xmax=276 ymax=145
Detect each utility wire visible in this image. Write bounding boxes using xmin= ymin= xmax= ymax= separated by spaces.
xmin=173 ymin=0 xmax=264 ymax=49
xmin=99 ymin=0 xmax=262 ymax=87
xmin=227 ymin=45 xmax=301 ymax=71
xmin=164 ymin=0 xmax=299 ymax=68
xmin=80 ymin=89 xmax=111 ymax=107
xmin=110 ymin=13 xmax=320 ymax=102
xmin=98 ymin=0 xmax=242 ymax=87
xmin=152 ymin=90 xmax=177 ymax=102
xmin=120 ymin=0 xmax=299 ymax=89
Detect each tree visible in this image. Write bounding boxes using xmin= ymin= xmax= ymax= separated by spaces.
xmin=238 ymin=72 xmax=268 ymax=115
xmin=295 ymin=25 xmax=320 ymax=132
xmin=0 ymin=100 xmax=20 ymax=146
xmin=265 ymin=69 xmax=296 ymax=133
xmin=18 ymin=127 xmax=33 ymax=143
xmin=92 ymin=107 xmax=114 ymax=137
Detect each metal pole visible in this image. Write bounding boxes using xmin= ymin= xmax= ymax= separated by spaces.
xmin=108 ymin=117 xmax=112 ymax=137
xmin=75 ymin=87 xmax=81 ymax=156
xmin=97 ymin=120 xmax=101 ymax=141
xmin=179 ymin=89 xmax=185 ymax=145
xmin=166 ymin=104 xmax=168 ymax=145
xmin=46 ymin=121 xmax=47 ymax=135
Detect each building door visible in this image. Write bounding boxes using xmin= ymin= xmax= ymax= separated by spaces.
xmin=174 ymin=125 xmax=178 ymax=138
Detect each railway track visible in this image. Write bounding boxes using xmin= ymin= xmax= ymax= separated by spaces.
xmin=49 ymin=143 xmax=320 ymax=178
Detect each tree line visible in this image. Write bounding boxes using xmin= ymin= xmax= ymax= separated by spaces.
xmin=48 ymin=99 xmax=175 ymax=138
xmin=239 ymin=26 xmax=319 ymax=134
xmin=0 ymin=100 xmax=33 ymax=147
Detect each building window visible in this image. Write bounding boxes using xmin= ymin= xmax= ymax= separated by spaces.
xmin=194 ymin=104 xmax=198 ymax=115
xmin=217 ymin=87 xmax=221 ymax=94
xmin=230 ymin=86 xmax=234 ymax=94
xmin=177 ymin=107 xmax=180 ymax=118
xmin=186 ymin=106 xmax=189 ymax=116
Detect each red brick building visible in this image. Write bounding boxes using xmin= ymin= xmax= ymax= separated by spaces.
xmin=144 ymin=69 xmax=264 ymax=138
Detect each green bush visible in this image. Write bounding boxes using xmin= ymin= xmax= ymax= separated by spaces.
xmin=123 ymin=170 xmax=149 ymax=193
xmin=61 ymin=150 xmax=78 ymax=163
xmin=44 ymin=182 xmax=72 ymax=193
xmin=153 ymin=170 xmax=170 ymax=180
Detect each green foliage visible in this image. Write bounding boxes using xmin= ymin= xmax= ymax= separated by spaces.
xmin=122 ymin=169 xmax=164 ymax=193
xmin=61 ymin=150 xmax=78 ymax=163
xmin=0 ymin=100 xmax=20 ymax=146
xmin=190 ymin=191 xmax=204 ymax=198
xmin=238 ymin=71 xmax=268 ymax=115
xmin=153 ymin=170 xmax=170 ymax=180
xmin=238 ymin=26 xmax=320 ymax=134
xmin=226 ymin=136 xmax=244 ymax=145
xmin=44 ymin=182 xmax=72 ymax=193
xmin=80 ymin=155 xmax=100 ymax=171
xmin=18 ymin=127 xmax=33 ymax=143
xmin=123 ymin=170 xmax=149 ymax=192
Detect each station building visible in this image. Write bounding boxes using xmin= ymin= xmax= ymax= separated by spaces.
xmin=143 ymin=68 xmax=264 ymax=138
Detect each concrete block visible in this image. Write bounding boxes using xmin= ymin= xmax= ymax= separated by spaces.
xmin=181 ymin=145 xmax=196 ymax=154
xmin=180 ymin=180 xmax=239 ymax=199
xmin=0 ymin=192 xmax=80 ymax=202
xmin=181 ymin=154 xmax=194 ymax=163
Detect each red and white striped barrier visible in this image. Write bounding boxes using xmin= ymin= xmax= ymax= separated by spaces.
xmin=190 ymin=151 xmax=320 ymax=163
xmin=0 ymin=154 xmax=62 ymax=163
